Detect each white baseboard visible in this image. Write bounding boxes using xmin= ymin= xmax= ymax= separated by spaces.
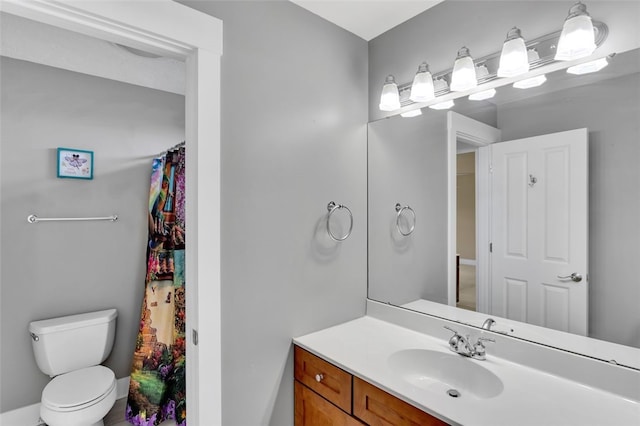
xmin=0 ymin=376 xmax=130 ymax=426
xmin=459 ymin=258 xmax=477 ymax=266
xmin=0 ymin=403 xmax=42 ymax=426
xmin=116 ymin=376 xmax=130 ymax=399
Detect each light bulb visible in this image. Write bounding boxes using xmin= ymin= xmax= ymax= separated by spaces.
xmin=450 ymin=47 xmax=477 ymax=92
xmin=498 ymin=27 xmax=530 ymax=77
xmin=410 ymin=62 xmax=435 ymax=102
xmin=379 ymin=75 xmax=401 ymax=111
xmin=555 ymin=2 xmax=596 ymax=61
xmin=433 ymin=77 xmax=449 ymax=94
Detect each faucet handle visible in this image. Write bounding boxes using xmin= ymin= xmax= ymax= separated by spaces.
xmin=472 ymin=337 xmax=495 ymax=360
xmin=444 ymin=325 xmax=460 ymax=336
xmin=444 ymin=326 xmax=463 ymax=353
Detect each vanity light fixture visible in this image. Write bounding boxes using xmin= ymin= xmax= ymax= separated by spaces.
xmin=497 ymin=27 xmax=529 ymax=77
xmin=400 ymin=109 xmax=423 ymax=118
xmin=513 ymin=49 xmax=547 ymax=89
xmin=555 ymin=2 xmax=597 ymax=61
xmin=566 ymin=56 xmax=609 ymax=74
xmin=450 ymin=47 xmax=477 ymax=92
xmin=469 ymin=65 xmax=496 ymax=100
xmin=409 ymin=62 xmax=436 ymax=102
xmin=433 ymin=77 xmax=449 ymax=93
xmin=378 ymin=3 xmax=608 ymax=115
xmin=429 ymin=77 xmax=454 ymax=110
xmin=379 ymin=75 xmax=401 ymax=111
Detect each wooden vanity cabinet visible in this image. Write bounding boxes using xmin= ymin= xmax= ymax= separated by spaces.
xmin=294 ymin=345 xmax=448 ymax=426
xmin=353 ymin=377 xmax=447 ymax=426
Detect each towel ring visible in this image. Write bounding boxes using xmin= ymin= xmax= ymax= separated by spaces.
xmin=395 ymin=203 xmax=416 ymax=236
xmin=327 ymin=201 xmax=353 ymax=242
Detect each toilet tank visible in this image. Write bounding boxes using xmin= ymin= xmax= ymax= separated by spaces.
xmin=29 ymin=309 xmax=117 ymax=376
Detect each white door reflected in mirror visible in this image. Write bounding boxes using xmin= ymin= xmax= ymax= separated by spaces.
xmin=490 ymin=128 xmax=588 ymax=335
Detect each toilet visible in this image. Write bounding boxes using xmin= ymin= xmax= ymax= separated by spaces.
xmin=29 ymin=309 xmax=118 ymax=426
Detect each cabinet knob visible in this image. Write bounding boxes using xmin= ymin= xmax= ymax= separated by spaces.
xmin=315 ymin=373 xmax=324 ymax=383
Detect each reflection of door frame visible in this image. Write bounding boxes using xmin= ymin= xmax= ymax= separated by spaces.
xmin=447 ymin=112 xmax=501 ymax=313
xmin=2 ymin=2 xmax=223 ymax=423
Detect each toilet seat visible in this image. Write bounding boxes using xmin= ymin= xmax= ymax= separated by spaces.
xmin=42 ymin=366 xmax=116 ymax=412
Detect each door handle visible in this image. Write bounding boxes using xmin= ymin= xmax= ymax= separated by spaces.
xmin=557 ymin=272 xmax=582 ymax=282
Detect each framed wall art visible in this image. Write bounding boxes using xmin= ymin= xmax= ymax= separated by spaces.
xmin=57 ymin=147 xmax=94 ymax=180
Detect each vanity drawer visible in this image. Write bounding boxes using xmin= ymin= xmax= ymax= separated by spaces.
xmin=294 ymin=346 xmax=352 ymax=413
xmin=353 ymin=377 xmax=448 ymax=426
xmin=295 ymin=381 xmax=364 ymax=426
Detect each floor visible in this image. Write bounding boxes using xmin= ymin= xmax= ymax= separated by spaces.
xmin=457 ymin=264 xmax=476 ymax=311
xmin=105 ymin=398 xmax=177 ymax=426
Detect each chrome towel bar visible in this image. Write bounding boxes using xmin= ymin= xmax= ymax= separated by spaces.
xmin=27 ymin=214 xmax=118 ymax=224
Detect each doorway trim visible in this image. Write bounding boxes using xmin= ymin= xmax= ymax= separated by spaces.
xmin=0 ymin=1 xmax=223 ymax=424
xmin=447 ymin=112 xmax=501 ymax=314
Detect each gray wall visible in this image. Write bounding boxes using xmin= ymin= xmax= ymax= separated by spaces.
xmin=498 ymin=73 xmax=640 ymax=348
xmin=369 ymin=1 xmax=640 ymax=121
xmin=368 ymin=113 xmax=448 ymax=305
xmin=179 ymin=2 xmax=368 ymax=425
xmin=0 ymin=58 xmax=185 ymax=411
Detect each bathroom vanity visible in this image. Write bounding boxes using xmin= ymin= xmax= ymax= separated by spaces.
xmin=295 ymin=345 xmax=446 ymax=425
xmin=293 ymin=301 xmax=640 ymax=426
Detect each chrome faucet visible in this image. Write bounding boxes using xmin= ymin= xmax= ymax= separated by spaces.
xmin=444 ymin=326 xmax=495 ymax=360
xmin=481 ymin=318 xmax=496 ymax=330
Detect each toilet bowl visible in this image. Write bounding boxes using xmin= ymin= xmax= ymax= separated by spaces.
xmin=40 ymin=366 xmax=117 ymax=426
xmin=29 ymin=309 xmax=118 ymax=426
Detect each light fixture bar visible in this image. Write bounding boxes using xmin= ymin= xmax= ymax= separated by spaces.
xmin=394 ymin=20 xmax=607 ymax=108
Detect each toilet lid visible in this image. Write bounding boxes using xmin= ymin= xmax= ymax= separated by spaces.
xmin=42 ymin=366 xmax=115 ymax=410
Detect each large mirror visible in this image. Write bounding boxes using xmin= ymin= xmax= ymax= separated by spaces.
xmin=368 ymin=47 xmax=640 ymax=364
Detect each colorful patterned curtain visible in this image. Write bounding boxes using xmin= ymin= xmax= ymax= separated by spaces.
xmin=127 ymin=147 xmax=186 ymax=426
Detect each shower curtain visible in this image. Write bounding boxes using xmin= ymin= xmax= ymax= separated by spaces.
xmin=127 ymin=147 xmax=186 ymax=426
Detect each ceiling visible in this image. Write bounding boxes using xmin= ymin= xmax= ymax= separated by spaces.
xmin=290 ymin=0 xmax=444 ymax=41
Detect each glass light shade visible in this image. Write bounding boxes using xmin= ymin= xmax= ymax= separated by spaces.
xmin=567 ymin=57 xmax=608 ymax=74
xmin=410 ymin=62 xmax=435 ymax=102
xmin=475 ymin=64 xmax=490 ymax=80
xmin=555 ymin=3 xmax=596 ymax=61
xmin=379 ymin=75 xmax=401 ymax=111
xmin=450 ymin=47 xmax=477 ymax=92
xmin=429 ymin=99 xmax=455 ymax=110
xmin=433 ymin=77 xmax=449 ymax=94
xmin=401 ymin=109 xmax=423 ymax=118
xmin=469 ymin=89 xmax=496 ymax=101
xmin=497 ymin=28 xmax=529 ymax=77
xmin=513 ymin=74 xmax=547 ymax=89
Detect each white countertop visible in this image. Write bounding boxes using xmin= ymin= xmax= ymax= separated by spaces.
xmin=294 ymin=316 xmax=640 ymax=426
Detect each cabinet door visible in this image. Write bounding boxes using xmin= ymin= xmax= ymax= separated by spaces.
xmin=353 ymin=377 xmax=448 ymax=426
xmin=295 ymin=381 xmax=363 ymax=426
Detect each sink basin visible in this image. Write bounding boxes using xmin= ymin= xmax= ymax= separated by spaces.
xmin=388 ymin=349 xmax=504 ymax=399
